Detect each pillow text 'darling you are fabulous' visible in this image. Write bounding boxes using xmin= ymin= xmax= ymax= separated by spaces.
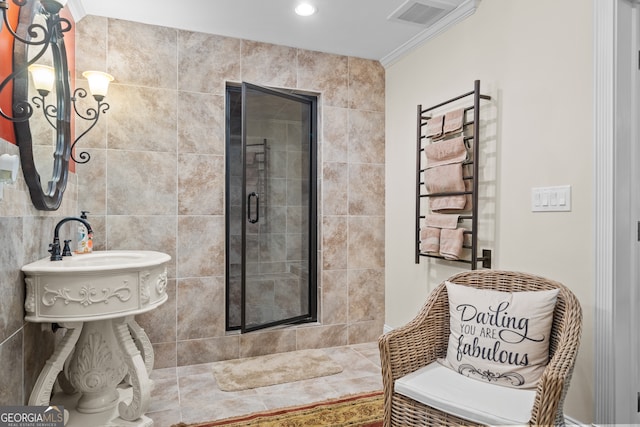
xmin=438 ymin=281 xmax=559 ymax=389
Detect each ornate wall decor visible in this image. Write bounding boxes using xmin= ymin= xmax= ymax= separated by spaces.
xmin=42 ymin=283 xmax=132 ymax=307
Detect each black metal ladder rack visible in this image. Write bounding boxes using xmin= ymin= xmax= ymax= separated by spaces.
xmin=415 ymin=80 xmax=492 ymax=269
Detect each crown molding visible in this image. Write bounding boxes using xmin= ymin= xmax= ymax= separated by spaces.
xmin=380 ymin=0 xmax=480 ymax=68
xmin=66 ymin=0 xmax=87 ymax=22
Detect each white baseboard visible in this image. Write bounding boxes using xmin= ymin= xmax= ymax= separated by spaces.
xmin=383 ymin=324 xmax=394 ymax=334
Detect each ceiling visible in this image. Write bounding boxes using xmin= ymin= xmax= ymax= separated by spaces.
xmin=71 ymin=0 xmax=479 ymax=67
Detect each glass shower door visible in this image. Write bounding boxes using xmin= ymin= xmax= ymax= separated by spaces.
xmin=226 ymin=82 xmax=317 ymax=333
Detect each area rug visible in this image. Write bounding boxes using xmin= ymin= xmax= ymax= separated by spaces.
xmin=211 ymin=349 xmax=343 ymax=392
xmin=171 ymin=391 xmax=383 ymax=427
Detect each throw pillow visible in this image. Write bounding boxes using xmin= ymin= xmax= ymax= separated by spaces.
xmin=439 ymin=281 xmax=559 ymax=389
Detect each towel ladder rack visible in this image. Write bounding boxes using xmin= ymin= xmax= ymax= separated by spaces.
xmin=415 ymin=80 xmax=492 ymax=269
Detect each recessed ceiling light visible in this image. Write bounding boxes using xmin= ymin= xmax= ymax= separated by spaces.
xmin=295 ymin=3 xmax=316 ymax=16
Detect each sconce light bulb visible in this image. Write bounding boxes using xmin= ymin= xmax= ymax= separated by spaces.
xmin=82 ymin=70 xmax=114 ymax=101
xmin=28 ymin=64 xmax=55 ymax=96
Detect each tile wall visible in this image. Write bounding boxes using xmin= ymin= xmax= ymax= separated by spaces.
xmin=0 ymin=139 xmax=78 ymax=405
xmin=72 ymin=16 xmax=386 ymax=368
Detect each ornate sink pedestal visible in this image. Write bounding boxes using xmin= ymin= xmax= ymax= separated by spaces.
xmin=22 ymin=251 xmax=171 ymax=427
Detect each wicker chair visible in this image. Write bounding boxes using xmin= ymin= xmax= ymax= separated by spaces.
xmin=378 ymin=270 xmax=582 ymax=426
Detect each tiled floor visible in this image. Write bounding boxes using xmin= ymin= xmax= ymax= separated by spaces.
xmin=147 ymin=342 xmax=383 ymax=427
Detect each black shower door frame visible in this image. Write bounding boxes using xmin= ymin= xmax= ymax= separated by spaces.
xmin=225 ymin=82 xmax=318 ymax=333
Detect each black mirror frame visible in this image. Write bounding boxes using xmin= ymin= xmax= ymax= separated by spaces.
xmin=12 ymin=0 xmax=72 ymax=211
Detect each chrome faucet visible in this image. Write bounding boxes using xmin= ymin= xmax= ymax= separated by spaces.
xmin=48 ymin=217 xmax=93 ymax=261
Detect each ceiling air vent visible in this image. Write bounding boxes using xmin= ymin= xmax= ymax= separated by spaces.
xmin=388 ymin=0 xmax=457 ymax=27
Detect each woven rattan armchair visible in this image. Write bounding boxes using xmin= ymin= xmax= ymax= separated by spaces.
xmin=378 ymin=270 xmax=582 ymax=426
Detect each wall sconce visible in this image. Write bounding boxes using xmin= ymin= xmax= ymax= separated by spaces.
xmin=0 ymin=0 xmax=113 ymax=165
xmin=26 ymin=64 xmax=114 ymax=164
xmin=0 ymin=153 xmax=19 ymax=201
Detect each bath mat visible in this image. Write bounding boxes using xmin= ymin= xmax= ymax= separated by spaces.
xmin=170 ymin=391 xmax=383 ymax=426
xmin=211 ymin=349 xmax=343 ymax=391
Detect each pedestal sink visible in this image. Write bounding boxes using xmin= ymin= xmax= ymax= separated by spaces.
xmin=23 ymin=250 xmax=171 ymax=427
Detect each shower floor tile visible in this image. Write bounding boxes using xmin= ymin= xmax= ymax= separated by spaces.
xmin=147 ymin=342 xmax=382 ymax=426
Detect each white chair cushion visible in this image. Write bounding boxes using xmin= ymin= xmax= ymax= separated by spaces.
xmin=394 ymin=361 xmax=536 ymax=425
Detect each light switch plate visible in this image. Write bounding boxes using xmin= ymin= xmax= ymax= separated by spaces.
xmin=531 ymin=185 xmax=571 ymax=212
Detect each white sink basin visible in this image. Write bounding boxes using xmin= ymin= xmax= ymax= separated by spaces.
xmin=23 ymin=250 xmax=171 ymax=322
xmin=23 ymin=250 xmax=171 ymax=273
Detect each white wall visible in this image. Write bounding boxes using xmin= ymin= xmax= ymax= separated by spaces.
xmin=384 ymin=0 xmax=594 ymax=422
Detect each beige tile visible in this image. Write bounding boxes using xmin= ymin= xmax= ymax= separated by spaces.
xmin=348 ymin=57 xmax=385 ymax=112
xmin=321 ymin=270 xmax=348 ymax=325
xmin=137 ymin=279 xmax=177 ymax=343
xmin=348 ymin=163 xmax=385 ymax=216
xmin=106 ymin=85 xmax=177 ymax=153
xmin=147 ymin=409 xmax=182 ymax=427
xmin=177 ymin=215 xmax=225 ymax=278
xmin=178 ymin=154 xmax=225 ymax=215
xmin=322 ymin=106 xmax=348 ymax=163
xmin=75 ymin=16 xmax=108 ymax=75
xmin=177 ymin=277 xmax=226 ymax=340
xmin=348 ymin=110 xmax=385 ymax=164
xmin=322 ymin=162 xmax=348 ymax=216
xmin=321 ymin=216 xmax=348 ymax=271
xmin=148 ymin=375 xmax=180 ymax=413
xmin=0 ymin=330 xmax=22 ymax=405
xmin=323 ymin=346 xmax=380 ymax=380
xmin=108 ymin=19 xmax=177 ymax=89
xmin=241 ymin=41 xmax=297 ymax=88
xmin=348 ymin=269 xmax=385 ymax=323
xmin=177 ymin=335 xmax=240 ymax=366
xmin=152 ymin=342 xmax=177 ymax=369
xmin=239 ymin=329 xmax=297 ymax=358
xmin=295 ymin=324 xmax=348 ymax=349
xmin=106 ymin=150 xmax=177 ymax=215
xmin=348 ymin=216 xmax=385 ymax=270
xmin=86 ymin=215 xmax=106 ymax=251
xmin=325 ymin=373 xmax=382 ymax=395
xmin=105 ymin=215 xmax=177 ymax=277
xmin=178 ymin=32 xmax=241 ymax=95
xmin=178 ymin=93 xmax=225 ymax=155
xmin=180 ymin=395 xmax=265 ymax=424
xmin=258 ymin=377 xmax=343 ymax=410
xmin=298 ymin=50 xmax=348 ymax=108
xmin=348 ymin=320 xmax=385 ymax=345
xmin=0 ymin=217 xmax=24 ymax=343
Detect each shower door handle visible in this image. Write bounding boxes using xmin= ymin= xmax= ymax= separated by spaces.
xmin=248 ymin=192 xmax=259 ymax=224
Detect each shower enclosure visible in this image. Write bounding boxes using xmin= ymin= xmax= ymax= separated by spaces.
xmin=225 ymin=82 xmax=317 ymax=333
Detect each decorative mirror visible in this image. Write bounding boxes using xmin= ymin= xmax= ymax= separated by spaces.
xmin=12 ymin=0 xmax=72 ymax=210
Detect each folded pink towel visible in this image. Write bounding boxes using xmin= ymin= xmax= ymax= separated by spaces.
xmin=440 ymin=227 xmax=465 ymax=260
xmin=425 ymin=137 xmax=467 ymax=169
xmin=420 ymin=226 xmax=440 ymax=255
xmin=425 ymin=115 xmax=444 ymax=138
xmin=425 ymin=214 xmax=459 ymax=229
xmin=425 ymin=163 xmax=466 ymax=211
xmin=443 ymin=108 xmax=465 ymax=134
